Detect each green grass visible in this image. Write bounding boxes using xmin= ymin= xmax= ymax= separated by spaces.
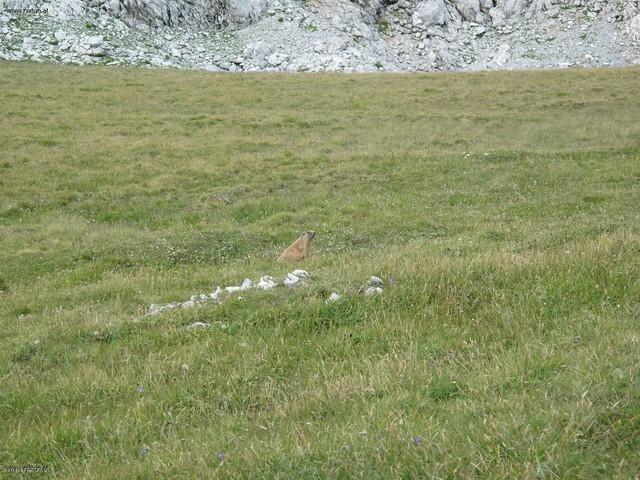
xmin=1 ymin=61 xmax=639 ymax=479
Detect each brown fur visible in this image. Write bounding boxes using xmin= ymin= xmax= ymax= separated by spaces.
xmin=277 ymin=231 xmax=315 ymax=262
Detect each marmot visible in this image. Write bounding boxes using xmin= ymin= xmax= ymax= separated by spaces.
xmin=277 ymin=231 xmax=315 ymax=262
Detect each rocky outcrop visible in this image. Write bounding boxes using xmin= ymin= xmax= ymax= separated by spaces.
xmin=107 ymin=0 xmax=231 ymax=27
xmin=0 ymin=0 xmax=638 ymax=71
xmin=3 ymin=0 xmax=269 ymax=27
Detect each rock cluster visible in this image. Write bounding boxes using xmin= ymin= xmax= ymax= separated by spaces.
xmin=147 ymin=270 xmax=386 ymax=321
xmin=148 ymin=269 xmax=312 ymax=316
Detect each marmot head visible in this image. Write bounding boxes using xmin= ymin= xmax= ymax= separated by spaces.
xmin=301 ymin=231 xmax=316 ymax=241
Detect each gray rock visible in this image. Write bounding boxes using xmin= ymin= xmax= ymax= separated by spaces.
xmin=108 ymin=0 xmax=121 ymax=14
xmin=412 ymin=0 xmax=447 ymax=27
xmin=484 ymin=43 xmax=511 ymax=68
xmin=266 ymin=51 xmax=288 ymax=66
xmin=489 ymin=7 xmax=506 ymax=25
xmin=495 ymin=0 xmax=527 ymax=17
xmin=627 ymin=15 xmax=640 ymax=42
xmin=472 ymin=25 xmax=487 ymax=36
xmin=455 ymin=0 xmax=480 ymax=21
xmin=56 ymin=0 xmax=84 ymax=20
xmin=247 ymin=40 xmax=273 ymax=63
xmin=54 ymin=30 xmax=68 ymax=41
xmin=352 ymin=0 xmax=383 ymax=17
xmin=83 ymin=35 xmax=106 ymax=56
xmin=479 ymin=0 xmax=492 ymax=11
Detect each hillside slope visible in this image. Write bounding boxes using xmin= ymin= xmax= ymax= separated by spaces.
xmin=1 ymin=0 xmax=639 ymax=70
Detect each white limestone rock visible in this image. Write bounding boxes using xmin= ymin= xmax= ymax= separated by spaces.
xmin=186 ymin=321 xmax=210 ymax=329
xmin=455 ymin=0 xmax=480 ymax=21
xmin=326 ymin=292 xmax=341 ymax=303
xmin=412 ymin=0 xmax=447 ymax=28
xmin=256 ymin=275 xmax=277 ymax=289
xmin=626 ymin=14 xmax=640 ymax=42
xmin=225 ymin=278 xmax=254 ymax=293
xmin=283 ymin=272 xmax=300 ymax=288
xmin=364 ymin=286 xmax=383 ymax=296
xmin=489 ymin=7 xmax=506 ymax=25
xmin=86 ymin=35 xmax=104 ymax=47
xmin=149 ymin=302 xmax=180 ymax=315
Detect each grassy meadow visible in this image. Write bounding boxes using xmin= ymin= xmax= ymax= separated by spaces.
xmin=1 ymin=61 xmax=639 ymax=478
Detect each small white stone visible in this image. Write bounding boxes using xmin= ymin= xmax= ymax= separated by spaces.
xmin=186 ymin=321 xmax=210 ymax=329
xmin=291 ymin=269 xmax=310 ymax=278
xmin=181 ymin=301 xmax=196 ymax=308
xmin=326 ymin=292 xmax=341 ymax=303
xmin=54 ymin=30 xmax=67 ymax=41
xmin=85 ymin=35 xmax=104 ymax=48
xmin=369 ymin=276 xmax=384 ymax=287
xmin=283 ymin=272 xmax=300 ymax=288
xmin=257 ymin=275 xmax=277 ymax=289
xmin=211 ymin=286 xmax=222 ymax=300
xmin=364 ymin=287 xmax=383 ymax=296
